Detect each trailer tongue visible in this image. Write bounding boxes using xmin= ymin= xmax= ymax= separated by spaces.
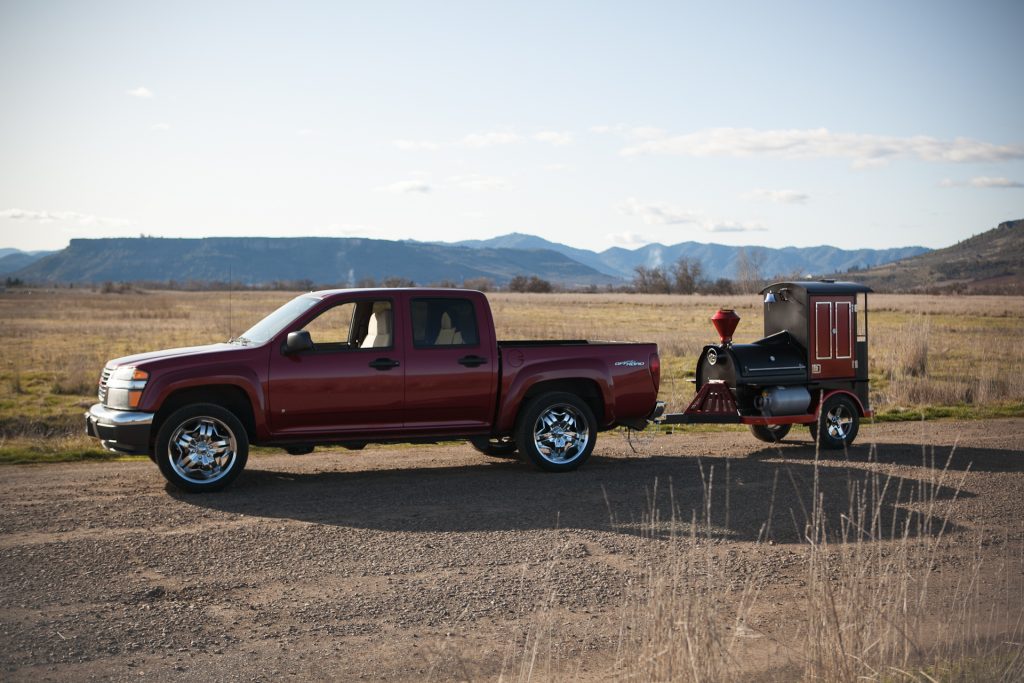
xmin=653 ymin=281 xmax=873 ymax=448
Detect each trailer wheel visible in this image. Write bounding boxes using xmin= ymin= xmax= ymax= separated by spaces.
xmin=469 ymin=437 xmax=518 ymax=458
xmin=749 ymin=423 xmax=792 ymax=443
xmin=516 ymin=392 xmax=596 ymax=472
xmin=809 ymin=395 xmax=860 ymax=449
xmin=154 ymin=403 xmax=248 ymax=493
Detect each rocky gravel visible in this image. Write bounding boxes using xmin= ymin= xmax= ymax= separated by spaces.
xmin=1 ymin=419 xmax=1022 ymax=681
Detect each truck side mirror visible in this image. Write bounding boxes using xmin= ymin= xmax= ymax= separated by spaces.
xmin=284 ymin=330 xmax=314 ymax=354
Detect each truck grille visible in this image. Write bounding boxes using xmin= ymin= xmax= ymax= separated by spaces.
xmin=98 ymin=368 xmax=112 ymax=403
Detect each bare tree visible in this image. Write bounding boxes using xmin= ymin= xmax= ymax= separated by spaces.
xmin=671 ymin=257 xmax=704 ymax=294
xmin=508 ymin=275 xmax=552 ymax=293
xmin=734 ymin=248 xmax=766 ymax=294
xmin=462 ymin=277 xmax=494 ymax=292
xmin=632 ymin=265 xmax=671 ymax=294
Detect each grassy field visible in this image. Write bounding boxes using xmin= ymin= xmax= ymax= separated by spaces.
xmin=1 ymin=287 xmax=1022 ymax=462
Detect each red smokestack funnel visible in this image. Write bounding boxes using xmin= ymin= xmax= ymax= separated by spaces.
xmin=711 ymin=309 xmax=740 ymax=345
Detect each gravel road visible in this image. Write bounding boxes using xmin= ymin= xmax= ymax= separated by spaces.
xmin=2 ymin=419 xmax=1023 ymax=681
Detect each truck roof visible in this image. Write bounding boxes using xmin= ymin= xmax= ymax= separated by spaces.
xmin=307 ymin=287 xmax=484 ymax=299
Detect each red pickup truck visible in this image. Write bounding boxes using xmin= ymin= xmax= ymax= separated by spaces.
xmin=86 ymin=289 xmax=661 ymax=491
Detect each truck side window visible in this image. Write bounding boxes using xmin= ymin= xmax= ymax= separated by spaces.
xmin=303 ymin=300 xmax=393 ymax=350
xmin=411 ymin=298 xmax=479 ymax=347
xmin=305 ymin=302 xmax=355 ymax=348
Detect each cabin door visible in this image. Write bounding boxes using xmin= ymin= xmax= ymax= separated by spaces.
xmin=809 ymin=296 xmax=856 ymax=379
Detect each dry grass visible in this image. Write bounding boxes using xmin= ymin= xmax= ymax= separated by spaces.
xmin=0 ymin=288 xmax=1022 ymax=455
xmin=496 ymin=445 xmax=1024 ymax=682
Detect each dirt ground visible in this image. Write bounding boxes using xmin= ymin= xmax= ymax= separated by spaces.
xmin=1 ymin=419 xmax=1022 ymax=682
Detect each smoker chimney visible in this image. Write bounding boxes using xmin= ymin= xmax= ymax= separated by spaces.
xmin=711 ymin=309 xmax=740 ymax=345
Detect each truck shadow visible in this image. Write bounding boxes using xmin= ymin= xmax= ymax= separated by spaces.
xmin=173 ymin=442 xmax=998 ymax=544
xmin=756 ymin=437 xmax=1024 ymax=473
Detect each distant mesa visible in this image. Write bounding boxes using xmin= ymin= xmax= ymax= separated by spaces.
xmin=3 ymin=221 xmax=1019 ymax=292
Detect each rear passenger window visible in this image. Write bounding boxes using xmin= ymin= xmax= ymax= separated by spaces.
xmin=411 ymin=298 xmax=479 ymax=347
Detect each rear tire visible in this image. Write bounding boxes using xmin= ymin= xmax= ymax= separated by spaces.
xmin=469 ymin=437 xmax=518 ymax=458
xmin=154 ymin=403 xmax=248 ymax=492
xmin=809 ymin=395 xmax=860 ymax=449
xmin=749 ymin=423 xmax=792 ymax=443
xmin=515 ymin=392 xmax=597 ymax=472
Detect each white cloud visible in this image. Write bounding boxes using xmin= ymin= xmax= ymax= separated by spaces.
xmin=533 ymin=131 xmax=572 ymax=145
xmin=617 ymin=198 xmax=767 ymax=234
xmin=126 ymin=86 xmax=154 ymax=99
xmin=447 ymin=174 xmax=507 ymax=191
xmin=151 ymin=122 xmax=171 ymax=131
xmin=0 ymin=209 xmax=129 ymax=226
xmin=617 ymin=198 xmax=700 ymax=225
xmin=745 ymin=188 xmax=809 ymax=204
xmin=621 ymin=127 xmax=1024 ymax=165
xmin=542 ymin=163 xmax=570 ymax=171
xmin=379 ymin=180 xmax=432 ymax=194
xmin=941 ymin=176 xmax=1024 ymax=188
xmin=606 ymin=231 xmax=652 ymax=247
xmin=393 ymin=139 xmax=440 ymax=151
xmin=460 ymin=131 xmax=521 ymax=148
xmin=324 ymin=223 xmax=374 ymax=237
xmin=707 ymin=222 xmax=767 ymax=233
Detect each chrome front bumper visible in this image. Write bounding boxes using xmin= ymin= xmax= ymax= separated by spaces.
xmin=85 ymin=403 xmax=154 ymax=455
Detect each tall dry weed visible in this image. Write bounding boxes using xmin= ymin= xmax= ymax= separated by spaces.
xmin=497 ymin=442 xmax=1024 ymax=681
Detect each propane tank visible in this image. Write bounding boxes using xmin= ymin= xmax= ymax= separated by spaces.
xmin=711 ymin=309 xmax=740 ymax=345
xmin=754 ymin=386 xmax=812 ymax=416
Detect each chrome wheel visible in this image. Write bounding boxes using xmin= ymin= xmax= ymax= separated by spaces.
xmin=168 ymin=416 xmax=238 ymax=484
xmin=812 ymin=395 xmax=860 ymax=450
xmin=825 ymin=404 xmax=854 ymax=440
xmin=533 ymin=403 xmax=590 ymax=465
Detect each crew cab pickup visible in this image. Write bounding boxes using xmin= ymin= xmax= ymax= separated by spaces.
xmin=86 ymin=289 xmax=661 ymax=491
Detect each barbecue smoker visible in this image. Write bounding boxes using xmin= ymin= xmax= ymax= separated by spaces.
xmin=656 ymin=280 xmax=872 ymax=448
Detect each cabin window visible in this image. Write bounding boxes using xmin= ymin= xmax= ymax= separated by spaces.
xmin=411 ymin=298 xmax=479 ymax=347
xmin=303 ymin=299 xmax=393 ymax=350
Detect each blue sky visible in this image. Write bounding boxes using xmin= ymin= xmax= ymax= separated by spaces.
xmin=1 ymin=0 xmax=1022 ymax=252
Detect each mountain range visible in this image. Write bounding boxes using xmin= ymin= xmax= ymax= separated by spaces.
xmin=835 ymin=219 xmax=1024 ymax=294
xmin=8 ymin=237 xmax=621 ymax=286
xmin=0 ymin=248 xmax=56 ymax=275
xmin=445 ymin=233 xmax=928 ymax=281
xmin=3 ymin=234 xmax=934 ymax=288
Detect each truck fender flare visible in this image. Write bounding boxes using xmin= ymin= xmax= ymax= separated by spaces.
xmin=498 ymin=360 xmax=613 ymax=433
xmin=145 ymin=369 xmax=268 ymax=436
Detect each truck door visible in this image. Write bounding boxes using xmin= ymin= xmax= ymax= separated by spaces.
xmin=402 ymin=295 xmax=498 ymax=431
xmin=809 ymin=295 xmax=856 ymax=379
xmin=268 ymin=295 xmax=405 ymax=434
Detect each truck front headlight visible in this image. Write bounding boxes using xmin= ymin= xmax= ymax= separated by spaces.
xmin=105 ymin=367 xmax=150 ymax=409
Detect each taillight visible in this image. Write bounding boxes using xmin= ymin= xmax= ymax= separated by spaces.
xmin=650 ymin=352 xmax=661 ymax=393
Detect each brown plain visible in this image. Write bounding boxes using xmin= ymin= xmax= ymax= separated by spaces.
xmin=0 ymin=289 xmax=1021 ymax=454
xmin=1 ymin=289 xmax=1023 ymax=680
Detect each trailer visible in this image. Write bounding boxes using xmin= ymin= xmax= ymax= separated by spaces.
xmin=653 ymin=280 xmax=873 ymax=448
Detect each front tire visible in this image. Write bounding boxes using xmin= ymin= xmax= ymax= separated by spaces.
xmin=155 ymin=403 xmax=248 ymax=492
xmin=749 ymin=423 xmax=792 ymax=443
xmin=809 ymin=395 xmax=860 ymax=450
xmin=515 ymin=392 xmax=597 ymax=472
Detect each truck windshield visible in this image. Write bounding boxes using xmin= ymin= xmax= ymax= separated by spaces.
xmin=235 ymin=295 xmax=320 ymax=344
